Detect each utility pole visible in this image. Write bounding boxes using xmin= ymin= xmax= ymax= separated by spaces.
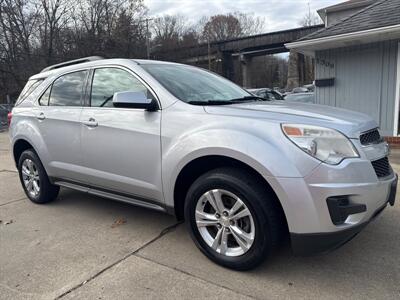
xmin=207 ymin=38 xmax=211 ymax=70
xmin=204 ymin=27 xmax=212 ymax=70
xmin=146 ymin=18 xmax=150 ymax=59
xmin=143 ymin=18 xmax=153 ymax=59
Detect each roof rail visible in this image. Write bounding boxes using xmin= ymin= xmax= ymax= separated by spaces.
xmin=40 ymin=56 xmax=104 ymax=73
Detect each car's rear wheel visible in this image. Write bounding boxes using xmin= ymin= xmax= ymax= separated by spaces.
xmin=184 ymin=167 xmax=285 ymax=270
xmin=18 ymin=149 xmax=59 ymax=204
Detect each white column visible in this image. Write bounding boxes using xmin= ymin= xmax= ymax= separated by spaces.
xmin=394 ymin=42 xmax=400 ymax=136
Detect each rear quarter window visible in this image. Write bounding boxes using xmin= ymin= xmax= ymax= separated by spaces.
xmin=15 ymin=79 xmax=44 ymax=105
xmin=39 ymin=86 xmax=51 ymax=106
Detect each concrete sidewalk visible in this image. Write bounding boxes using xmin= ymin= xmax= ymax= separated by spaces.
xmin=0 ymin=131 xmax=399 ymax=299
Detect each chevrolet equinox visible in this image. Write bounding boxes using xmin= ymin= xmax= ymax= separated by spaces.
xmin=9 ymin=57 xmax=397 ymax=270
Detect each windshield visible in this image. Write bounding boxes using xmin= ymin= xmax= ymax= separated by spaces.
xmin=141 ymin=64 xmax=252 ymax=104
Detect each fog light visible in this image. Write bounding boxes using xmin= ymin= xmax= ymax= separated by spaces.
xmin=326 ymin=196 xmax=366 ymax=225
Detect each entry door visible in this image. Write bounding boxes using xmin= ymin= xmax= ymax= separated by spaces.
xmin=80 ymin=67 xmax=163 ymax=203
xmin=35 ymin=70 xmax=88 ymax=182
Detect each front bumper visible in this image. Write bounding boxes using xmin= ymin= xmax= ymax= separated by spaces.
xmin=290 ymin=174 xmax=398 ymax=256
xmin=268 ymin=150 xmax=397 ymax=255
xmin=291 ymin=223 xmax=367 ymax=256
xmin=290 ymin=173 xmax=397 ymax=255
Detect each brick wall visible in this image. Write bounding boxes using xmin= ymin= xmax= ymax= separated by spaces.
xmin=385 ymin=136 xmax=400 ymax=148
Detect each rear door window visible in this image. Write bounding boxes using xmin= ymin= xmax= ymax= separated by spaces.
xmin=49 ymin=70 xmax=88 ymax=106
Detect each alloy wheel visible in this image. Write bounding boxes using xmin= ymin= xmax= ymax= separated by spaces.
xmin=195 ymin=189 xmax=255 ymax=257
xmin=21 ymin=158 xmax=40 ymax=197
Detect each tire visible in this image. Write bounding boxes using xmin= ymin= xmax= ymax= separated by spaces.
xmin=184 ymin=167 xmax=285 ymax=270
xmin=18 ymin=149 xmax=59 ymax=204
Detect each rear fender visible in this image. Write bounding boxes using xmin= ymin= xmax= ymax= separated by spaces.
xmin=10 ymin=115 xmax=51 ymax=173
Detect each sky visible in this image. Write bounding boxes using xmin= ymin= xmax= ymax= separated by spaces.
xmin=143 ymin=0 xmax=341 ymax=32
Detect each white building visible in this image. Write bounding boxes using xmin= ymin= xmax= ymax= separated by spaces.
xmin=287 ymin=0 xmax=400 ymax=138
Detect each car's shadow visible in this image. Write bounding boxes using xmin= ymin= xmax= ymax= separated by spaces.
xmin=51 ymin=187 xmax=168 ymax=216
xmin=44 ymin=187 xmax=177 ymax=235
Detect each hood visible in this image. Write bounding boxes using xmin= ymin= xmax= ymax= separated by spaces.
xmin=204 ymin=101 xmax=378 ymax=138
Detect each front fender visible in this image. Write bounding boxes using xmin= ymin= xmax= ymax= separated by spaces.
xmin=162 ymin=128 xmax=319 ymax=209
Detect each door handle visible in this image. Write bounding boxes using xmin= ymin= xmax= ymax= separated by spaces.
xmin=82 ymin=118 xmax=98 ymax=127
xmin=37 ymin=112 xmax=45 ymax=121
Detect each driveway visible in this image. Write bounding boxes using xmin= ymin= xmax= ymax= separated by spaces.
xmin=0 ymin=131 xmax=399 ymax=299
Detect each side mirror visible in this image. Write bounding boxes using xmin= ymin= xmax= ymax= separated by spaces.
xmin=112 ymin=91 xmax=159 ymax=111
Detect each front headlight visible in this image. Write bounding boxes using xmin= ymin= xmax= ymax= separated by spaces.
xmin=281 ymin=124 xmax=359 ymax=165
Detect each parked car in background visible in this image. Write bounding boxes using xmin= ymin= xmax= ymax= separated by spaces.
xmin=303 ymin=84 xmax=315 ymax=92
xmin=248 ymin=88 xmax=284 ymax=100
xmin=9 ymin=57 xmax=396 ymax=270
xmin=291 ymin=87 xmax=309 ymax=93
xmin=285 ymin=92 xmax=315 ymax=104
xmin=0 ymin=104 xmax=11 ymax=129
xmin=0 ymin=104 xmax=13 ymax=112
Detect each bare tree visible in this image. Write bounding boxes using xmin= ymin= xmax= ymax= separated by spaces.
xmin=0 ymin=0 xmax=39 ymax=59
xmin=0 ymin=0 xmax=148 ymax=102
xmin=1 ymin=3 xmax=273 ymax=103
xmin=202 ymin=14 xmax=241 ymax=42
xmin=300 ymin=11 xmax=322 ymax=27
xmin=201 ymin=12 xmax=265 ymax=42
xmin=151 ymin=15 xmax=202 ymax=51
xmin=234 ymin=12 xmax=265 ymax=36
xmin=0 ymin=0 xmax=40 ymax=96
xmin=250 ymin=55 xmax=288 ymax=89
xmin=68 ymin=0 xmax=147 ymax=56
xmin=40 ymin=0 xmax=73 ymax=63
xmin=180 ymin=29 xmax=199 ymax=47
xmin=152 ymin=15 xmax=185 ymax=49
xmin=110 ymin=9 xmax=147 ymax=57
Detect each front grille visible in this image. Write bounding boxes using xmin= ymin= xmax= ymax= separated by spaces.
xmin=360 ymin=129 xmax=381 ymax=145
xmin=371 ymin=157 xmax=391 ymax=178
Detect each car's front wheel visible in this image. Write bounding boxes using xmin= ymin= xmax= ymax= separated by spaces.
xmin=18 ymin=149 xmax=59 ymax=204
xmin=184 ymin=167 xmax=285 ymax=270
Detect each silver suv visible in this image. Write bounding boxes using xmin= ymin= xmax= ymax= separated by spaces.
xmin=9 ymin=57 xmax=397 ymax=270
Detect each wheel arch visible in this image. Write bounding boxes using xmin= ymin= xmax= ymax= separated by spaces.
xmin=11 ymin=117 xmax=52 ymax=171
xmin=13 ymin=138 xmax=36 ymax=166
xmin=172 ymin=155 xmax=288 ymax=231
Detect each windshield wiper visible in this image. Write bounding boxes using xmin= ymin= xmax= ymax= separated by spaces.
xmin=186 ymin=100 xmax=236 ymax=106
xmin=186 ymin=96 xmax=266 ymax=106
xmin=229 ymin=96 xmax=266 ymax=102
